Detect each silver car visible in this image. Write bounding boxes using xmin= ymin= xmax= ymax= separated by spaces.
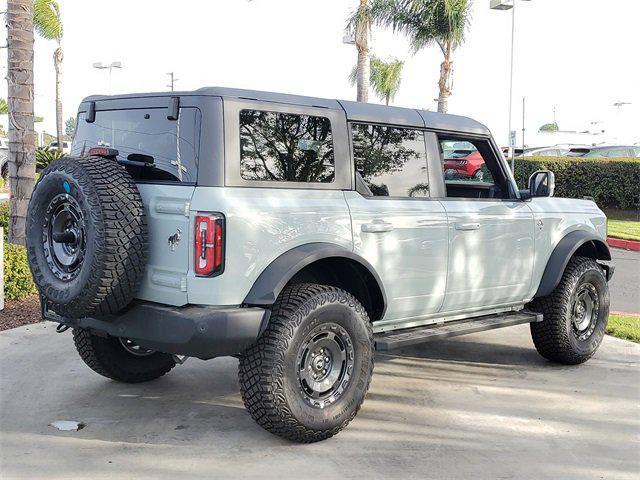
xmin=26 ymin=88 xmax=613 ymax=443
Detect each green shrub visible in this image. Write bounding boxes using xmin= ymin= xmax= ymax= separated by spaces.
xmin=513 ymin=157 xmax=640 ymax=210
xmin=0 ymin=201 xmax=8 ymax=238
xmin=3 ymin=242 xmax=37 ymax=300
xmin=36 ymin=146 xmax=65 ymax=170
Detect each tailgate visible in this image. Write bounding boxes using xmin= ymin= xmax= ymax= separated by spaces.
xmin=134 ymin=184 xmax=195 ymax=306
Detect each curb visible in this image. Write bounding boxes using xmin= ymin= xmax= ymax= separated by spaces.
xmin=611 ymin=311 xmax=640 ymax=316
xmin=607 ymin=237 xmax=640 ymax=251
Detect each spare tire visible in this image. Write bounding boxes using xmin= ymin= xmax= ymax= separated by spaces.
xmin=27 ymin=156 xmax=148 ymax=318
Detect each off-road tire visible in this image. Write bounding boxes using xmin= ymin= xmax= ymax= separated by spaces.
xmin=73 ymin=328 xmax=175 ymax=383
xmin=528 ymin=256 xmax=610 ymax=365
xmin=27 ymin=156 xmax=147 ymax=318
xmin=238 ymin=283 xmax=374 ymax=443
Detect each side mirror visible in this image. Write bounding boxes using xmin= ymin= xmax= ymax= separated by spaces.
xmin=528 ymin=170 xmax=555 ymax=197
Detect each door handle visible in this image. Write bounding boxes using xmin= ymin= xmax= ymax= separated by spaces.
xmin=455 ymin=222 xmax=481 ymax=231
xmin=361 ymin=221 xmax=394 ymax=233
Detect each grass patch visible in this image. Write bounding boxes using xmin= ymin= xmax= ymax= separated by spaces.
xmin=604 ymin=210 xmax=640 ymax=241
xmin=607 ymin=219 xmax=640 ymax=241
xmin=607 ymin=313 xmax=640 ymax=343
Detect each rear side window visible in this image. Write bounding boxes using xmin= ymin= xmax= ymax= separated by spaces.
xmin=239 ymin=109 xmax=334 ymax=183
xmin=72 ymin=107 xmax=201 ymax=183
xmin=351 ymin=123 xmax=429 ymax=197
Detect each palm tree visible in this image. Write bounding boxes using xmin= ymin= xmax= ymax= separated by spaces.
xmin=6 ymin=0 xmax=37 ymax=245
xmin=34 ymin=0 xmax=64 ymax=152
xmin=346 ymin=0 xmax=373 ymax=102
xmin=375 ymin=0 xmax=471 ymax=113
xmin=350 ymin=56 xmax=404 ymax=105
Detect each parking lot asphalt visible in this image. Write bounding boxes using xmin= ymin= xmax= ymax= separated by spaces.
xmin=1 ymin=322 xmax=638 ymax=480
xmin=609 ymin=248 xmax=640 ymax=313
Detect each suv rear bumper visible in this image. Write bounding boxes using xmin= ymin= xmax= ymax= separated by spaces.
xmin=44 ymin=301 xmax=268 ymax=359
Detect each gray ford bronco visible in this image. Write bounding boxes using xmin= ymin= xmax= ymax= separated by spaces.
xmin=26 ymin=88 xmax=613 ymax=443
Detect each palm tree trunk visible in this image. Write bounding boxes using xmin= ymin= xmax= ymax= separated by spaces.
xmin=437 ymin=41 xmax=454 ymax=114
xmin=355 ymin=0 xmax=370 ymax=103
xmin=6 ymin=0 xmax=37 ymax=246
xmin=54 ymin=46 xmax=64 ymax=152
xmin=356 ymin=46 xmax=370 ymax=103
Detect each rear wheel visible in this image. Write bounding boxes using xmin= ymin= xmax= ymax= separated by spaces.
xmin=529 ymin=256 xmax=610 ymax=365
xmin=73 ymin=328 xmax=176 ymax=383
xmin=238 ymin=283 xmax=374 ymax=443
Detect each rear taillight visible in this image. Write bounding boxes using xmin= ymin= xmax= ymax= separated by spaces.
xmin=194 ymin=213 xmax=225 ymax=277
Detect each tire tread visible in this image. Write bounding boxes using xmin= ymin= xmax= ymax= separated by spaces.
xmin=238 ymin=283 xmax=374 ymax=443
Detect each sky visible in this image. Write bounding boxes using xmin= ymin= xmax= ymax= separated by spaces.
xmin=1 ymin=0 xmax=639 ymax=147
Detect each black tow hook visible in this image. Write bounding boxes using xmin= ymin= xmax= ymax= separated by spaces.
xmin=56 ymin=323 xmax=70 ymax=333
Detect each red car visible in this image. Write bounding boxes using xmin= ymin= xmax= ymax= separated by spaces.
xmin=443 ymin=151 xmax=485 ymax=179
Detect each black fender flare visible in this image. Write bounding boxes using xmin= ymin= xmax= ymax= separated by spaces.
xmin=243 ymin=242 xmax=387 ymax=316
xmin=535 ymin=230 xmax=611 ymax=298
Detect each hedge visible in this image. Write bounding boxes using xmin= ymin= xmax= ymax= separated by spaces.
xmin=512 ymin=156 xmax=640 ymax=210
xmin=3 ymin=242 xmax=37 ymax=300
xmin=2 ymin=200 xmax=37 ymax=300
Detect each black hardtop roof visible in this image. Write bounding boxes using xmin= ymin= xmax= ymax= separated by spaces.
xmin=82 ymin=86 xmax=490 ymax=135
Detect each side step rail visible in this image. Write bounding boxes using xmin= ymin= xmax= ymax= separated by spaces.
xmin=374 ymin=310 xmax=542 ymax=351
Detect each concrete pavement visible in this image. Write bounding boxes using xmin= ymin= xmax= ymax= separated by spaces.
xmin=1 ymin=322 xmax=638 ymax=480
xmin=609 ymin=248 xmax=640 ymax=313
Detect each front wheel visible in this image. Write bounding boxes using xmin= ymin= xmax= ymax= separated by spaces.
xmin=238 ymin=283 xmax=374 ymax=443
xmin=529 ymin=256 xmax=610 ymax=365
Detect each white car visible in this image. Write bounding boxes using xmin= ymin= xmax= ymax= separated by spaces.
xmin=47 ymin=140 xmax=71 ymax=154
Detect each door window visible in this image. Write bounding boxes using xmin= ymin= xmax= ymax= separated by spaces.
xmin=438 ymin=136 xmax=512 ymax=199
xmin=351 ymin=123 xmax=429 ymax=197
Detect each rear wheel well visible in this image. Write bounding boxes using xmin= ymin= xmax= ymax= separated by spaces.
xmin=287 ymin=257 xmax=385 ymax=321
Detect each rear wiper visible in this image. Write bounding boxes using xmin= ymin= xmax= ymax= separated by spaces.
xmin=117 ymin=153 xmax=156 ymax=168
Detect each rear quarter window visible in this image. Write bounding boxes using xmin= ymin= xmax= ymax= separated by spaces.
xmin=239 ymin=109 xmax=335 ymax=183
xmin=72 ymin=107 xmax=201 ymax=183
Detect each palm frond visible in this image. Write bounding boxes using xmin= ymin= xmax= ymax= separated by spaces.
xmin=0 ymin=98 xmax=8 ymax=115
xmin=373 ymin=0 xmax=471 ymax=53
xmin=346 ymin=0 xmax=374 ymax=48
xmin=348 ymin=64 xmax=359 ymax=86
xmin=349 ymin=56 xmax=404 ymax=104
xmin=34 ymin=0 xmax=63 ymax=42
xmin=370 ymin=56 xmax=404 ymax=104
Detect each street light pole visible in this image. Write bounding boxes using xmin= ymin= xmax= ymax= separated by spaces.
xmin=92 ymin=61 xmax=123 ymax=94
xmin=490 ymin=0 xmax=531 ymax=171
xmin=507 ymin=0 xmax=516 ymax=172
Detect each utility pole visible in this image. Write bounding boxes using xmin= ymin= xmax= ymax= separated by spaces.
xmin=166 ymin=72 xmax=179 ymax=92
